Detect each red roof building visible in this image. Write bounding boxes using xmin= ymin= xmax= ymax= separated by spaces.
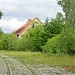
xmin=14 ymin=17 xmax=43 ymax=38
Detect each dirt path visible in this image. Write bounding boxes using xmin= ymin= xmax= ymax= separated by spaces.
xmin=0 ymin=54 xmax=75 ymax=75
xmin=0 ymin=57 xmax=7 ymax=75
xmin=0 ymin=54 xmax=32 ymax=75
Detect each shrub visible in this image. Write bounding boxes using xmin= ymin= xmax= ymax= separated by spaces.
xmin=42 ymin=32 xmax=75 ymax=55
xmin=42 ymin=35 xmax=60 ymax=54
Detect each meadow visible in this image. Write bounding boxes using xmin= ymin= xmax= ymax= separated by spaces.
xmin=0 ymin=50 xmax=75 ymax=73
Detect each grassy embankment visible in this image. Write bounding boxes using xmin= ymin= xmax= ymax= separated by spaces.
xmin=0 ymin=50 xmax=75 ymax=72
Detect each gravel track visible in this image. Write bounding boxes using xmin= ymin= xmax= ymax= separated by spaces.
xmin=27 ymin=64 xmax=75 ymax=75
xmin=1 ymin=55 xmax=32 ymax=75
xmin=0 ymin=57 xmax=7 ymax=75
xmin=0 ymin=54 xmax=75 ymax=75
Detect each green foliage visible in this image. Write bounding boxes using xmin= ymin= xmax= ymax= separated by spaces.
xmin=45 ymin=17 xmax=49 ymax=26
xmin=44 ymin=12 xmax=64 ymax=39
xmin=7 ymin=34 xmax=18 ymax=50
xmin=42 ymin=31 xmax=75 ymax=55
xmin=57 ymin=0 xmax=75 ymax=31
xmin=16 ymin=34 xmax=34 ymax=51
xmin=19 ymin=25 xmax=45 ymax=51
xmin=0 ymin=11 xmax=74 ymax=55
xmin=0 ymin=13 xmax=65 ymax=52
xmin=0 ymin=28 xmax=4 ymax=38
xmin=57 ymin=0 xmax=75 ymax=55
xmin=0 ymin=34 xmax=8 ymax=50
xmin=0 ymin=50 xmax=75 ymax=69
xmin=0 ymin=11 xmax=3 ymax=49
xmin=31 ymin=26 xmax=45 ymax=51
xmin=42 ymin=35 xmax=60 ymax=54
xmin=0 ymin=11 xmax=3 ymax=19
xmin=50 ymin=13 xmax=64 ymax=34
xmin=0 ymin=32 xmax=4 ymax=49
xmin=0 ymin=39 xmax=2 ymax=49
xmin=0 ymin=34 xmax=18 ymax=50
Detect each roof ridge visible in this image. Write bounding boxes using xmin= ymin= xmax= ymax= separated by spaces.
xmin=15 ymin=19 xmax=33 ymax=32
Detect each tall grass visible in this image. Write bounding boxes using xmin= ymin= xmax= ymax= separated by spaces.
xmin=0 ymin=50 xmax=75 ymax=67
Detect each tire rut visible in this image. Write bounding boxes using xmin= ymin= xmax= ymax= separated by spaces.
xmin=2 ymin=55 xmax=33 ymax=75
xmin=0 ymin=55 xmax=7 ymax=75
xmin=0 ymin=54 xmax=75 ymax=75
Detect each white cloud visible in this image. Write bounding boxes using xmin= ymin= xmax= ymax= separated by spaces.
xmin=0 ymin=0 xmax=63 ymax=19
xmin=0 ymin=0 xmax=64 ymax=33
xmin=0 ymin=18 xmax=26 ymax=33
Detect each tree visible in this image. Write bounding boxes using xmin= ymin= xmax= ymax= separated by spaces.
xmin=23 ymin=25 xmax=45 ymax=51
xmin=0 ymin=11 xmax=3 ymax=19
xmin=0 ymin=11 xmax=3 ymax=36
xmin=50 ymin=13 xmax=64 ymax=34
xmin=57 ymin=0 xmax=75 ymax=54
xmin=45 ymin=17 xmax=49 ymax=26
xmin=44 ymin=12 xmax=64 ymax=39
xmin=57 ymin=0 xmax=75 ymax=31
xmin=0 ymin=33 xmax=18 ymax=50
xmin=0 ymin=28 xmax=3 ymax=37
xmin=42 ymin=31 xmax=75 ymax=55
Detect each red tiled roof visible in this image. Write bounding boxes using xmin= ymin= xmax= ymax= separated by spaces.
xmin=15 ymin=19 xmax=33 ymax=32
xmin=14 ymin=17 xmax=43 ymax=36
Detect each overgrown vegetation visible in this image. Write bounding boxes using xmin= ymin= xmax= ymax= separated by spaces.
xmin=0 ymin=12 xmax=75 ymax=55
xmin=0 ymin=0 xmax=75 ymax=55
xmin=0 ymin=10 xmax=3 ymax=19
xmin=42 ymin=31 xmax=75 ymax=55
xmin=0 ymin=12 xmax=65 ymax=52
xmin=0 ymin=50 xmax=75 ymax=67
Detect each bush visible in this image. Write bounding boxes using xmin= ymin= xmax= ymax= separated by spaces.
xmin=42 ymin=35 xmax=60 ymax=54
xmin=19 ymin=26 xmax=46 ymax=51
xmin=0 ymin=34 xmax=18 ymax=50
xmin=42 ymin=32 xmax=75 ymax=55
xmin=17 ymin=35 xmax=34 ymax=51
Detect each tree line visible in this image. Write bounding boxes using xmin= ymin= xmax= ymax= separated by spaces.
xmin=0 ymin=0 xmax=75 ymax=55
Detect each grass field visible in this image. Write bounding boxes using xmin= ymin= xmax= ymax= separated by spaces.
xmin=0 ymin=50 xmax=75 ymax=72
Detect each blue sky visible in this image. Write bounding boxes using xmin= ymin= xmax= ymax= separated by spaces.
xmin=0 ymin=0 xmax=64 ymax=33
